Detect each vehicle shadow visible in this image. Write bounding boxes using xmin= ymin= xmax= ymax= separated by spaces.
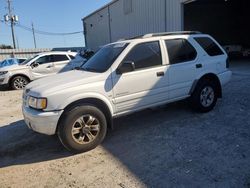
xmin=0 ymin=85 xmax=10 ymax=91
xmin=0 ymin=120 xmax=71 ymax=168
xmin=0 ymin=100 xmax=190 ymax=169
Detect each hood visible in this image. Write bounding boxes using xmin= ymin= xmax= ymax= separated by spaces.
xmin=26 ymin=70 xmax=105 ymax=97
xmin=0 ymin=64 xmax=29 ymax=71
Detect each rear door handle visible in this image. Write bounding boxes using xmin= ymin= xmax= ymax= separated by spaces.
xmin=46 ymin=65 xmax=53 ymax=68
xmin=196 ymin=64 xmax=202 ymax=68
xmin=157 ymin=71 xmax=165 ymax=77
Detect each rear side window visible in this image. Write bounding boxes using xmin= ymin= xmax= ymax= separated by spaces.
xmin=194 ymin=37 xmax=224 ymax=56
xmin=53 ymin=55 xmax=69 ymax=62
xmin=165 ymin=39 xmax=197 ymax=64
xmin=124 ymin=41 xmax=162 ymax=70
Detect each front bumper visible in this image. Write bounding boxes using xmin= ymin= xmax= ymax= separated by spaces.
xmin=218 ymin=70 xmax=232 ymax=86
xmin=0 ymin=74 xmax=10 ymax=85
xmin=22 ymin=106 xmax=63 ymax=135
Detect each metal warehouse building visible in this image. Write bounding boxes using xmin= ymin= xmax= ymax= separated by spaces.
xmin=82 ymin=0 xmax=250 ymax=52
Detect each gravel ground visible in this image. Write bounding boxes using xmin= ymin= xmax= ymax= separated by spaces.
xmin=0 ymin=61 xmax=250 ymax=188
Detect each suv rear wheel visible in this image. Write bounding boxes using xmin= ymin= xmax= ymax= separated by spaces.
xmin=58 ymin=105 xmax=107 ymax=153
xmin=11 ymin=76 xmax=29 ymax=90
xmin=190 ymin=80 xmax=218 ymax=113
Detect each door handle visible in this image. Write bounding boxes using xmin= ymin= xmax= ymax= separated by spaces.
xmin=46 ymin=65 xmax=53 ymax=68
xmin=156 ymin=71 xmax=165 ymax=77
xmin=196 ymin=64 xmax=202 ymax=69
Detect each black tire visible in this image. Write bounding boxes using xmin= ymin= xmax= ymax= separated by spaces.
xmin=190 ymin=79 xmax=218 ymax=113
xmin=10 ymin=76 xmax=29 ymax=90
xmin=57 ymin=105 xmax=107 ymax=153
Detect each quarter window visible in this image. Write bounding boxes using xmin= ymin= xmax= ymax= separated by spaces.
xmin=165 ymin=39 xmax=197 ymax=64
xmin=123 ymin=41 xmax=162 ymax=70
xmin=194 ymin=37 xmax=224 ymax=56
xmin=69 ymin=55 xmax=75 ymax=60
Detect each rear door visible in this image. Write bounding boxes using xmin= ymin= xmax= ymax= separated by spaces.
xmin=52 ymin=54 xmax=71 ymax=73
xmin=112 ymin=41 xmax=169 ymax=113
xmin=165 ymin=38 xmax=198 ymax=99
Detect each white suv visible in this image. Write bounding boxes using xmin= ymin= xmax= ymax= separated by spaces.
xmin=0 ymin=51 xmax=83 ymax=90
xmin=22 ymin=32 xmax=232 ymax=153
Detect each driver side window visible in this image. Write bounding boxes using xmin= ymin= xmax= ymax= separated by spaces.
xmin=35 ymin=55 xmax=52 ymax=64
xmin=123 ymin=41 xmax=162 ymax=71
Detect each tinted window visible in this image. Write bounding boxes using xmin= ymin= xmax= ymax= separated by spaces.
xmin=53 ymin=55 xmax=69 ymax=62
xmin=35 ymin=55 xmax=52 ymax=64
xmin=165 ymin=39 xmax=197 ymax=64
xmin=18 ymin=59 xmax=26 ymax=64
xmin=69 ymin=55 xmax=75 ymax=60
xmin=194 ymin=37 xmax=224 ymax=56
xmin=124 ymin=41 xmax=162 ymax=70
xmin=82 ymin=43 xmax=128 ymax=73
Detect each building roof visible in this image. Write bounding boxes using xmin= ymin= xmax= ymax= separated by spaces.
xmin=82 ymin=0 xmax=119 ymax=21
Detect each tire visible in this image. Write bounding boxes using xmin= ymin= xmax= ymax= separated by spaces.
xmin=190 ymin=79 xmax=218 ymax=113
xmin=57 ymin=105 xmax=107 ymax=153
xmin=10 ymin=76 xmax=29 ymax=90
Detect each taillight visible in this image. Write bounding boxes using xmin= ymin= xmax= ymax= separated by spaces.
xmin=226 ymin=57 xmax=229 ymax=68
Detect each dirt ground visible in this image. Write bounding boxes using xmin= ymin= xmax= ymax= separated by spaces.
xmin=0 ymin=60 xmax=250 ymax=188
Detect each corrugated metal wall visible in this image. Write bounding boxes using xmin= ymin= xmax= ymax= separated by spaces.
xmin=0 ymin=48 xmax=51 ymax=61
xmin=83 ymin=0 xmax=189 ymax=51
xmin=109 ymin=0 xmax=166 ymax=42
xmin=84 ymin=7 xmax=110 ymax=51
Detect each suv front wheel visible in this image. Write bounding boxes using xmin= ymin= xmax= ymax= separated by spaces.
xmin=190 ymin=80 xmax=218 ymax=113
xmin=58 ymin=105 xmax=107 ymax=153
xmin=11 ymin=76 xmax=29 ymax=90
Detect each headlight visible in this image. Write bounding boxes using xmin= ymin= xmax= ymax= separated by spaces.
xmin=28 ymin=96 xmax=47 ymax=109
xmin=0 ymin=71 xmax=8 ymax=76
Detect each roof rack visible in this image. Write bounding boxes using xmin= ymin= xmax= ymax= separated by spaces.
xmin=118 ymin=31 xmax=201 ymax=41
xmin=142 ymin=31 xmax=202 ymax=38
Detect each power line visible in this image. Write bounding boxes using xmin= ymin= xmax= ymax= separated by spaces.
xmin=16 ymin=23 xmax=83 ymax=36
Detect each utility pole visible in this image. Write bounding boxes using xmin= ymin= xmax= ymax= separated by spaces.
xmin=5 ymin=0 xmax=18 ymax=49
xmin=31 ymin=22 xmax=37 ymax=48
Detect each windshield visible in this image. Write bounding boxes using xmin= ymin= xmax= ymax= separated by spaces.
xmin=20 ymin=55 xmax=38 ymax=65
xmin=81 ymin=43 xmax=128 ymax=73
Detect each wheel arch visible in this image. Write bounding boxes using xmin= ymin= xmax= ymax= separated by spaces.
xmin=190 ymin=73 xmax=222 ymax=98
xmin=57 ymin=97 xmax=113 ymax=132
xmin=9 ymin=74 xmax=31 ymax=85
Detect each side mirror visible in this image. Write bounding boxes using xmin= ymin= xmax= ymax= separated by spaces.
xmin=31 ymin=62 xmax=39 ymax=68
xmin=116 ymin=61 xmax=135 ymax=74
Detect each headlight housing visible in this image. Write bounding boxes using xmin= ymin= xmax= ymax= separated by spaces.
xmin=0 ymin=71 xmax=8 ymax=76
xmin=28 ymin=96 xmax=47 ymax=109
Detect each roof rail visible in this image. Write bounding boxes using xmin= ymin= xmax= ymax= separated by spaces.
xmin=117 ymin=31 xmax=201 ymax=42
xmin=142 ymin=31 xmax=202 ymax=38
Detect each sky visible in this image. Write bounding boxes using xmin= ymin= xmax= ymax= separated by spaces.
xmin=0 ymin=0 xmax=111 ymax=48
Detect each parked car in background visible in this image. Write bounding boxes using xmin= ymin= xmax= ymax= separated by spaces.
xmin=22 ymin=32 xmax=232 ymax=153
xmin=0 ymin=51 xmax=78 ymax=90
xmin=0 ymin=58 xmax=26 ymax=68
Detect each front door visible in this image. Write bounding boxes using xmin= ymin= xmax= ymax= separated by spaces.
xmin=30 ymin=55 xmax=54 ymax=79
xmin=112 ymin=41 xmax=169 ymax=113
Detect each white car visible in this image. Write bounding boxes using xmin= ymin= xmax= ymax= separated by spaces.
xmin=0 ymin=51 xmax=82 ymax=90
xmin=22 ymin=32 xmax=232 ymax=153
